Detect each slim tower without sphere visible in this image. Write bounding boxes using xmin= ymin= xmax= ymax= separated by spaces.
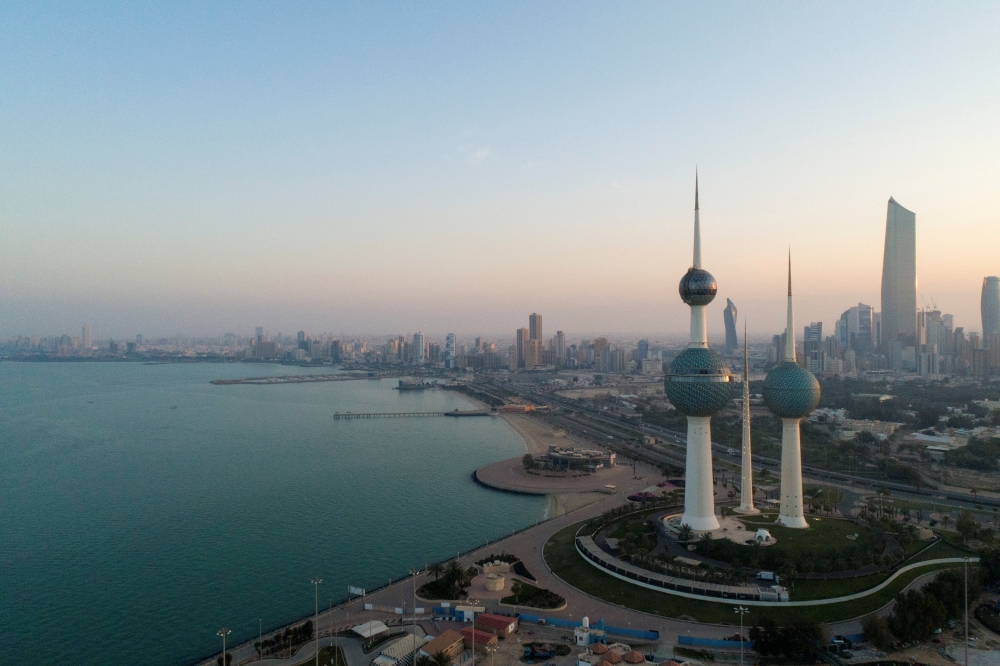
xmin=735 ymin=325 xmax=759 ymax=514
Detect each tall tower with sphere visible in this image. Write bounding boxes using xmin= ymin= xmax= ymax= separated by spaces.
xmin=664 ymin=173 xmax=733 ymax=532
xmin=762 ymin=254 xmax=820 ymax=528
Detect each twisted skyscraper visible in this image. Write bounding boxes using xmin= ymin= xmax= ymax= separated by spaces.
xmin=664 ymin=173 xmax=733 ymax=531
xmin=880 ymin=198 xmax=917 ymax=346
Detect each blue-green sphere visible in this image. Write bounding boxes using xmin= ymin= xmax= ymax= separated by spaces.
xmin=664 ymin=347 xmax=733 ymax=417
xmin=762 ymin=361 xmax=820 ymax=419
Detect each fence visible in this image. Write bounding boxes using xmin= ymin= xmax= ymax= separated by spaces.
xmin=678 ymin=636 xmax=752 ymax=650
xmin=516 ymin=614 xmax=658 ymax=641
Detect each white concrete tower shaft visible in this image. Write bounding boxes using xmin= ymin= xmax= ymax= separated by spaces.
xmin=778 ymin=254 xmax=808 ymax=528
xmin=736 ymin=325 xmax=758 ymax=514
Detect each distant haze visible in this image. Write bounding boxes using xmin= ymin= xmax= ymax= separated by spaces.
xmin=2 ymin=3 xmax=998 ymax=339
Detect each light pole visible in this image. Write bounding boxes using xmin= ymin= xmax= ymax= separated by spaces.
xmin=486 ymin=642 xmax=499 ymax=666
xmin=468 ymin=597 xmax=480 ymax=666
xmin=734 ymin=607 xmax=748 ymax=666
xmin=217 ymin=628 xmax=231 ymax=666
xmin=258 ymin=619 xmax=262 ymax=661
xmin=965 ymin=558 xmax=970 ymax=666
xmin=313 ymin=577 xmax=323 ymax=666
xmin=410 ymin=569 xmax=421 ymax=666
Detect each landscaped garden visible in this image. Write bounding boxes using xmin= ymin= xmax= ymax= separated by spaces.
xmin=417 ymin=560 xmax=477 ymax=600
xmin=500 ymin=579 xmax=565 ymax=609
xmin=544 ymin=517 xmax=976 ymax=625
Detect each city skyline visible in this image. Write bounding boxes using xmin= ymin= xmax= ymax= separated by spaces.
xmin=2 ymin=4 xmax=1000 ymax=337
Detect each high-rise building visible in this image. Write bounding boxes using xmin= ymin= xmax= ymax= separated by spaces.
xmin=555 ymin=331 xmax=566 ymax=364
xmin=297 ymin=331 xmax=308 ymax=350
xmin=413 ymin=332 xmax=426 ymax=364
xmin=982 ymin=277 xmax=1000 ymax=339
xmin=723 ymin=299 xmax=738 ymax=354
xmin=516 ymin=328 xmax=530 ymax=368
xmin=663 ymin=173 xmax=732 ymax=532
xmin=880 ymin=198 xmax=917 ymax=346
xmin=803 ymin=322 xmax=823 ymax=373
xmin=445 ymin=333 xmax=456 ymax=369
xmin=529 ymin=313 xmax=543 ymax=342
xmin=837 ymin=303 xmax=874 ymax=354
xmin=636 ymin=339 xmax=649 ymax=361
xmin=82 ymin=324 xmax=92 ymax=352
xmin=762 ymin=255 xmax=819 ymax=529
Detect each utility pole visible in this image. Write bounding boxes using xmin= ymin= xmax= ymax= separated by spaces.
xmin=217 ymin=628 xmax=231 ymax=666
xmin=965 ymin=558 xmax=970 ymax=666
xmin=313 ymin=578 xmax=323 ymax=666
xmin=734 ymin=607 xmax=748 ymax=666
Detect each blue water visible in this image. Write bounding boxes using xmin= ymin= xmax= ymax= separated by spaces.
xmin=0 ymin=362 xmax=544 ymax=666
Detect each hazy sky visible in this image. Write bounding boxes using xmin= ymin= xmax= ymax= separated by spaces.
xmin=2 ymin=2 xmax=999 ymax=340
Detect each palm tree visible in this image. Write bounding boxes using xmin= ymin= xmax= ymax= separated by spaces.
xmin=677 ymin=523 xmax=694 ymax=543
xmin=429 ymin=562 xmax=444 ymax=581
xmin=444 ymin=559 xmax=463 ymax=585
xmin=416 ymin=656 xmax=434 ymax=666
xmin=431 ymin=651 xmax=454 ymax=666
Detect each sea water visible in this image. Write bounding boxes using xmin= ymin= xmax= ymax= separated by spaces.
xmin=0 ymin=362 xmax=544 ymax=666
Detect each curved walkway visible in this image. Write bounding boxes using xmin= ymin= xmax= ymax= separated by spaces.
xmin=575 ymin=533 xmax=976 ymax=606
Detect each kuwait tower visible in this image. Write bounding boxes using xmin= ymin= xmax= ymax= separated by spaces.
xmin=762 ymin=254 xmax=820 ymax=528
xmin=664 ymin=173 xmax=734 ymax=532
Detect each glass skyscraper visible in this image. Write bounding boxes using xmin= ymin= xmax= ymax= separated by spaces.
xmin=983 ymin=276 xmax=1000 ymax=338
xmin=880 ymin=198 xmax=917 ymax=346
xmin=723 ymin=298 xmax=738 ymax=354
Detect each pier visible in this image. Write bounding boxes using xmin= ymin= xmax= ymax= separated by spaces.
xmin=333 ymin=409 xmax=490 ymax=419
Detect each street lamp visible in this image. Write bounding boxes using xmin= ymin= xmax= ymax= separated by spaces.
xmin=486 ymin=642 xmax=499 ymax=666
xmin=410 ymin=569 xmax=422 ymax=666
xmin=467 ymin=597 xmax=480 ymax=666
xmin=964 ymin=558 xmax=970 ymax=666
xmin=734 ymin=607 xmax=748 ymax=666
xmin=217 ymin=628 xmax=231 ymax=666
xmin=312 ymin=578 xmax=323 ymax=666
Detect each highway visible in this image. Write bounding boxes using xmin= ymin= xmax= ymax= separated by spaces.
xmin=488 ymin=380 xmax=1000 ymax=515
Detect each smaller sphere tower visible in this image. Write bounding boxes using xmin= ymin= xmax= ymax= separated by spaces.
xmin=664 ymin=173 xmax=733 ymax=532
xmin=762 ymin=254 xmax=821 ymax=528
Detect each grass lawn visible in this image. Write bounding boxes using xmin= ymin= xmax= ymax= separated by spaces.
xmin=737 ymin=513 xmax=864 ymax=554
xmin=543 ymin=520 xmax=967 ymax=626
xmin=803 ymin=486 xmax=844 ymax=506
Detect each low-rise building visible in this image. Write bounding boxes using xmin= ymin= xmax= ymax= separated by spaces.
xmin=460 ymin=627 xmax=497 ymax=653
xmin=372 ymin=634 xmax=430 ymax=666
xmin=474 ymin=613 xmax=518 ymax=638
xmin=419 ymin=630 xmax=465 ymax=662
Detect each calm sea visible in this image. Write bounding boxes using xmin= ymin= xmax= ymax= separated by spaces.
xmin=0 ymin=362 xmax=545 ymax=666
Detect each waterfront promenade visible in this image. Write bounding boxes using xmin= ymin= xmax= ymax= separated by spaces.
xmin=193 ymin=451 xmax=918 ymax=666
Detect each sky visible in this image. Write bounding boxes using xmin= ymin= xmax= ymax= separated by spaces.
xmin=2 ymin=2 xmax=999 ymax=341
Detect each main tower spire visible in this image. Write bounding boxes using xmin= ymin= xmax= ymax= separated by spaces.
xmin=664 ymin=171 xmax=733 ymax=532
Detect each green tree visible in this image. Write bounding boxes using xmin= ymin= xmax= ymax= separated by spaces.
xmin=888 ymin=590 xmax=946 ymax=642
xmin=861 ymin=615 xmax=894 ymax=651
xmin=522 ymin=453 xmax=536 ymax=471
xmin=957 ymin=510 xmax=979 ymax=542
xmin=677 ymin=524 xmax=694 ymax=543
xmin=429 ymin=562 xmax=444 ymax=581
xmin=431 ymin=651 xmax=454 ymax=666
